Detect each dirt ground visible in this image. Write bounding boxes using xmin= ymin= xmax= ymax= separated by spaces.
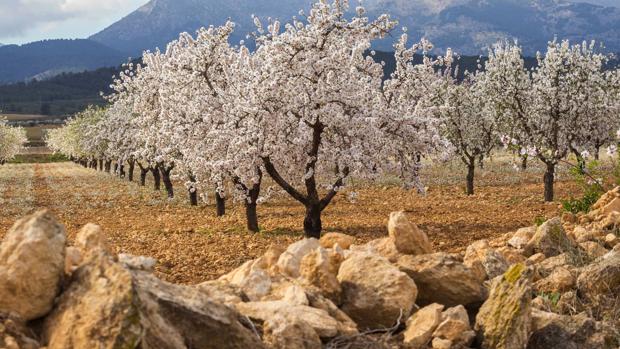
xmin=0 ymin=157 xmax=585 ymax=284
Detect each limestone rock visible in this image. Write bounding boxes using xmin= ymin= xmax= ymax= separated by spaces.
xmin=536 ymin=253 xmax=571 ymax=277
xmin=320 ymin=233 xmax=355 ymax=249
xmin=527 ymin=253 xmax=546 ymax=265
xmin=475 ymin=263 xmax=533 ymax=349
xmin=263 ymin=315 xmax=322 ymax=349
xmin=604 ymin=234 xmax=618 ymax=249
xmin=534 ymin=267 xmax=575 ymax=293
xmin=508 ymin=226 xmax=536 ymax=249
xmin=44 ymin=252 xmax=264 ymax=349
xmin=433 ymin=305 xmax=475 ymax=347
xmin=338 ymin=253 xmax=417 ymax=329
xmin=220 ymin=258 xmax=272 ymax=301
xmin=576 ymin=248 xmax=620 ymax=298
xmin=388 ymin=211 xmax=433 ymax=255
xmin=601 ymin=197 xmax=620 ymax=216
xmin=64 ymin=246 xmax=82 ymax=275
xmin=528 ymin=310 xmax=603 ymax=349
xmin=525 ymin=218 xmax=576 ymax=257
xmin=119 ymin=253 xmax=157 ymax=272
xmin=0 ymin=210 xmax=66 ymax=321
xmin=397 ymin=253 xmax=486 ymax=307
xmin=431 ymin=337 xmax=453 ymax=349
xmin=403 ymin=303 xmax=444 ymax=348
xmin=497 ymin=246 xmax=527 ymax=265
xmin=263 ymin=245 xmax=285 ymax=270
xmin=276 ymin=238 xmax=320 ymax=278
xmin=0 ymin=315 xmax=39 ymax=349
xmin=464 ymin=240 xmax=509 ymax=280
xmin=75 ymin=223 xmax=110 ymax=256
xmin=573 ymin=226 xmax=594 ymax=243
xmin=236 ymin=300 xmax=356 ymax=339
xmin=579 ymin=241 xmax=608 ymax=259
xmin=299 ymin=247 xmax=342 ymax=302
xmin=360 ymin=237 xmax=401 ymax=263
xmin=196 ymin=280 xmax=246 ymax=305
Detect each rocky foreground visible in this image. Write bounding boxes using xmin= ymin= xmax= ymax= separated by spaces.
xmin=0 ymin=191 xmax=619 ymax=349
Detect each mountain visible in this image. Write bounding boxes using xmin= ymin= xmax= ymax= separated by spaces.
xmin=0 ymin=39 xmax=128 ymax=84
xmin=91 ymin=0 xmax=620 ymax=56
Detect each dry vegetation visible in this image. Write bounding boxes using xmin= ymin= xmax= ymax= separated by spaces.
xmin=0 ymin=156 xmax=584 ymax=284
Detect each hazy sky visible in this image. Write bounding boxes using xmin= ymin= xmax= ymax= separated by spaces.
xmin=0 ymin=0 xmax=146 ymax=45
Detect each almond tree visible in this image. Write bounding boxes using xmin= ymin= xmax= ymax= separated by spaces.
xmin=241 ymin=1 xmax=445 ymax=238
xmin=480 ymin=40 xmax=613 ymax=201
xmin=0 ymin=118 xmax=27 ymax=164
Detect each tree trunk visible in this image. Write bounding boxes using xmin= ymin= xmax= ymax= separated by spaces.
xmin=99 ymin=160 xmax=104 ymax=171
xmin=521 ymin=155 xmax=528 ymax=170
xmin=466 ymin=162 xmax=475 ymax=196
xmin=128 ymin=160 xmax=135 ymax=182
xmin=594 ymin=145 xmax=601 ymax=160
xmin=140 ymin=168 xmax=148 ymax=187
xmin=215 ymin=191 xmax=226 ymax=217
xmin=544 ymin=162 xmax=555 ymax=202
xmin=188 ymin=174 xmax=198 ymax=206
xmin=478 ymin=155 xmax=484 ymax=170
xmin=303 ymin=203 xmax=322 ymax=239
xmin=114 ymin=163 xmax=119 ymax=175
xmin=160 ymin=165 xmax=174 ymax=198
xmin=119 ymin=165 xmax=126 ymax=179
xmin=245 ymin=183 xmax=261 ymax=232
xmin=151 ymin=168 xmax=161 ymax=191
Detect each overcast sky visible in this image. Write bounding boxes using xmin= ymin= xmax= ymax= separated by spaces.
xmin=0 ymin=0 xmax=146 ymax=45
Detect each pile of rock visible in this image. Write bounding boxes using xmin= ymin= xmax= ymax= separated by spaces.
xmin=0 ymin=190 xmax=619 ymax=349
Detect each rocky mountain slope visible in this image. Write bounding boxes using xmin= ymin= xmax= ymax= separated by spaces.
xmin=90 ymin=0 xmax=620 ymax=55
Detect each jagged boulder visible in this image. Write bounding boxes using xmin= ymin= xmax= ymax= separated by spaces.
xmin=432 ymin=305 xmax=476 ymax=348
xmin=397 ymin=253 xmax=486 ymax=307
xmin=0 ymin=315 xmax=39 ymax=349
xmin=403 ymin=303 xmax=444 ymax=348
xmin=388 ymin=211 xmax=434 ymax=255
xmin=528 ymin=310 xmax=617 ymax=349
xmin=75 ymin=223 xmax=110 ymax=256
xmin=276 ymin=238 xmax=320 ymax=278
xmin=319 ymin=233 xmax=355 ymax=249
xmin=299 ymin=247 xmax=343 ymax=302
xmin=263 ymin=315 xmax=322 ymax=349
xmin=475 ymin=263 xmax=533 ymax=349
xmin=509 ymin=226 xmax=536 ymax=249
xmin=338 ymin=253 xmax=417 ymax=329
xmin=576 ymin=247 xmax=620 ymax=298
xmin=219 ymin=258 xmax=272 ymax=301
xmin=464 ymin=240 xmax=509 ymax=280
xmin=534 ymin=267 xmax=575 ymax=293
xmin=525 ymin=218 xmax=576 ymax=257
xmin=0 ymin=210 xmax=66 ymax=321
xmin=43 ymin=252 xmax=265 ymax=349
xmin=355 ymin=237 xmax=401 ymax=263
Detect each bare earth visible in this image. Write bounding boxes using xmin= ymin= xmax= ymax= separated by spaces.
xmin=0 ymin=160 xmax=581 ymax=284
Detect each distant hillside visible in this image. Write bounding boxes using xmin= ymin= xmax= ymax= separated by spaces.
xmin=0 ymin=39 xmax=129 ymax=84
xmin=90 ymin=0 xmax=620 ymax=56
xmin=0 ymin=65 xmax=121 ymax=116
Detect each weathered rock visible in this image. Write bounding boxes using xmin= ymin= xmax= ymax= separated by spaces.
xmin=601 ymin=197 xmax=620 ymax=216
xmin=508 ymin=226 xmax=536 ymax=249
xmin=527 ymin=253 xmax=546 ymax=265
xmin=433 ymin=305 xmax=475 ymax=347
xmin=64 ymin=246 xmax=82 ymax=274
xmin=604 ymin=234 xmax=618 ymax=249
xmin=572 ymin=226 xmax=594 ymax=243
xmin=320 ymin=233 xmax=355 ymax=249
xmin=464 ymin=240 xmax=509 ymax=280
xmin=263 ymin=245 xmax=285 ymax=270
xmin=0 ymin=210 xmax=66 ymax=321
xmin=534 ymin=267 xmax=575 ymax=293
xmin=431 ymin=337 xmax=453 ymax=349
xmin=276 ymin=238 xmax=320 ymax=278
xmin=0 ymin=315 xmax=39 ymax=349
xmin=196 ymin=280 xmax=246 ymax=305
xmin=579 ymin=241 xmax=608 ymax=259
xmin=497 ymin=246 xmax=527 ymax=265
xmin=359 ymin=237 xmax=401 ymax=263
xmin=475 ymin=263 xmax=533 ymax=349
xmin=236 ymin=300 xmax=356 ymax=339
xmin=536 ymin=253 xmax=571 ymax=277
xmin=528 ymin=310 xmax=605 ymax=349
xmin=44 ymin=252 xmax=264 ymax=349
xmin=299 ymin=247 xmax=342 ymax=302
xmin=388 ymin=211 xmax=433 ymax=255
xmin=119 ymin=253 xmax=157 ymax=272
xmin=75 ymin=223 xmax=110 ymax=256
xmin=263 ymin=315 xmax=322 ymax=349
xmin=220 ymin=258 xmax=272 ymax=301
xmin=576 ymin=248 xmax=620 ymax=298
xmin=338 ymin=253 xmax=417 ymax=329
xmin=525 ymin=218 xmax=576 ymax=257
xmin=403 ymin=303 xmax=444 ymax=348
xmin=397 ymin=253 xmax=486 ymax=307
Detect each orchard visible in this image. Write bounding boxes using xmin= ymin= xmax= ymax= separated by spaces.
xmin=47 ymin=0 xmax=620 ymax=238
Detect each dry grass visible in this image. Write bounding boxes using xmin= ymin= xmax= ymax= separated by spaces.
xmin=0 ymin=156 xmax=586 ymax=284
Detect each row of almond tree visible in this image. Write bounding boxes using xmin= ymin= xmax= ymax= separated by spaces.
xmin=47 ymin=0 xmax=620 ymax=237
xmin=0 ymin=118 xmax=27 ymax=164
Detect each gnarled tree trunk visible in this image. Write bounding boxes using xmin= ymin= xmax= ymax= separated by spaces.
xmin=215 ymin=191 xmax=226 ymax=217
xmin=127 ymin=159 xmax=135 ymax=182
xmin=159 ymin=163 xmax=174 ymax=199
xmin=543 ymin=162 xmax=555 ymax=202
xmin=151 ymin=168 xmax=161 ymax=191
